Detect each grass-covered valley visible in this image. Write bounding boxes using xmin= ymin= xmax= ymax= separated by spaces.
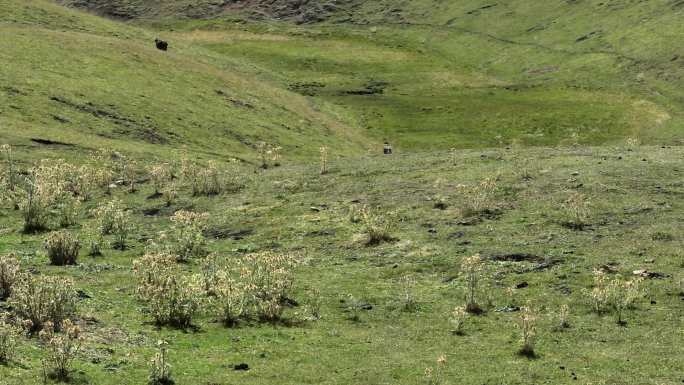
xmin=0 ymin=1 xmax=683 ymax=384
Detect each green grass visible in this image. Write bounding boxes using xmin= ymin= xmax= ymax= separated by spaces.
xmin=56 ymin=0 xmax=684 ymax=151
xmin=1 ymin=2 xmax=683 ymax=384
xmin=4 ymin=0 xmax=684 ymax=161
xmin=0 ymin=0 xmax=369 ymax=162
xmin=1 ymin=145 xmax=683 ymax=384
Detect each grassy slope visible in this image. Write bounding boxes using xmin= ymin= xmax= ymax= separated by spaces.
xmin=106 ymin=0 xmax=683 ymax=151
xmin=0 ymin=0 xmax=370 ymax=162
xmin=1 ymin=2 xmax=683 ymax=384
xmin=0 ymin=145 xmax=682 ymax=384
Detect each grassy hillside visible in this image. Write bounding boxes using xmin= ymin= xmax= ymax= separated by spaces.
xmin=1 ymin=2 xmax=683 ymax=385
xmin=0 ymin=0 xmax=369 ymax=163
xmin=60 ymin=0 xmax=684 ymax=151
xmin=6 ymin=0 xmax=683 ymax=155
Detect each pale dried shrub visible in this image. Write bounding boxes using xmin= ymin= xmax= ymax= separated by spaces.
xmin=356 ymin=205 xmax=396 ymax=246
xmin=56 ymin=193 xmax=81 ymax=228
xmin=92 ymin=199 xmax=123 ymax=235
xmin=92 ymin=199 xmax=132 ymax=250
xmin=84 ymin=223 xmax=106 ymax=257
xmin=257 ymin=142 xmax=270 ymax=169
xmin=39 ymin=319 xmax=82 ymax=382
xmin=240 ymin=251 xmax=298 ymax=322
xmin=149 ymin=340 xmax=174 ymax=385
xmin=17 ymin=159 xmax=84 ymax=228
xmin=319 ymin=146 xmax=329 ymax=175
xmin=344 ymin=294 xmax=363 ymax=322
xmin=73 ymin=165 xmax=100 ymax=201
xmin=557 ymin=304 xmax=570 ymax=329
xmin=44 ymin=231 xmax=80 ymax=266
xmin=431 ymin=178 xmax=448 ymax=210
xmin=112 ymin=207 xmax=133 ymax=250
xmin=169 ymin=210 xmax=209 ymax=262
xmin=517 ymin=305 xmax=537 ymax=357
xmin=607 ymin=276 xmax=644 ymax=325
xmin=271 ymin=145 xmax=283 ymax=167
xmin=449 ymin=306 xmax=467 ymax=335
xmin=16 ymin=160 xmax=69 ymax=232
xmin=587 ymin=270 xmax=610 ymax=314
xmin=148 ymin=163 xmax=173 ymax=195
xmin=161 ymin=183 xmax=178 ymax=207
xmin=199 ymin=254 xmax=221 ymax=296
xmin=1 ymin=144 xmax=16 ymax=193
xmin=449 ymin=147 xmax=458 ymax=165
xmin=0 ymin=312 xmax=21 ymax=364
xmin=561 ymin=191 xmax=591 ymax=229
xmin=214 ymin=270 xmax=250 ymax=327
xmin=399 ymin=275 xmax=417 ymax=312
xmin=302 ymin=288 xmax=322 ymax=321
xmin=181 ymin=158 xmax=241 ymax=196
xmin=625 ymin=137 xmax=640 ymax=150
xmin=93 ymin=167 xmax=115 ymax=195
xmin=424 ymin=355 xmax=448 ymax=385
xmin=461 ymin=254 xmax=484 ymax=314
xmin=255 ymin=142 xmax=283 ymax=169
xmin=95 ymin=149 xmax=138 ymax=193
xmin=10 ymin=275 xmax=77 ymax=333
xmin=133 ymin=253 xmax=203 ymax=328
xmin=455 ymin=177 xmax=498 ymax=218
xmin=0 ymin=254 xmax=21 ymax=301
xmin=214 ymin=251 xmax=296 ymax=326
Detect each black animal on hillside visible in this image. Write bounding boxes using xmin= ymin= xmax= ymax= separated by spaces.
xmin=155 ymin=38 xmax=168 ymax=51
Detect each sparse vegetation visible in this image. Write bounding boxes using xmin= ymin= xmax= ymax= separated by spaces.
xmin=586 ymin=271 xmax=644 ymax=325
xmin=240 ymin=251 xmax=298 ymax=322
xmin=561 ymin=191 xmax=591 ymax=230
xmin=557 ymin=304 xmax=570 ymax=330
xmin=460 ymin=254 xmax=485 ymax=314
xmin=1 ymin=144 xmax=16 ymax=194
xmin=168 ymin=210 xmax=209 ymax=262
xmin=424 ymin=355 xmax=448 ymax=385
xmin=0 ymin=254 xmax=20 ymax=301
xmin=0 ymin=1 xmax=683 ymax=383
xmin=607 ymin=276 xmax=644 ymax=325
xmin=84 ymin=223 xmax=106 ymax=257
xmin=181 ymin=158 xmax=241 ymax=196
xmin=588 ymin=270 xmax=611 ymax=314
xmin=149 ymin=340 xmax=174 ymax=385
xmin=355 ymin=205 xmax=396 ymax=245
xmin=10 ymin=275 xmax=77 ymax=334
xmin=44 ymin=231 xmax=80 ymax=266
xmin=398 ymin=275 xmax=417 ymax=312
xmin=133 ymin=252 xmax=203 ymax=328
xmin=516 ymin=305 xmax=538 ymax=358
xmin=92 ymin=199 xmax=124 ymax=236
xmin=148 ymin=163 xmax=173 ymax=195
xmin=110 ymin=204 xmax=133 ymax=250
xmin=319 ymin=146 xmax=329 ymax=175
xmin=39 ymin=319 xmax=82 ymax=382
xmin=455 ymin=177 xmax=498 ymax=218
xmin=449 ymin=306 xmax=467 ymax=336
xmin=0 ymin=313 xmax=21 ymax=364
xmin=15 ymin=161 xmax=73 ymax=233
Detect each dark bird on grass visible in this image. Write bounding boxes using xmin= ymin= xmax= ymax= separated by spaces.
xmin=155 ymin=38 xmax=168 ymax=51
